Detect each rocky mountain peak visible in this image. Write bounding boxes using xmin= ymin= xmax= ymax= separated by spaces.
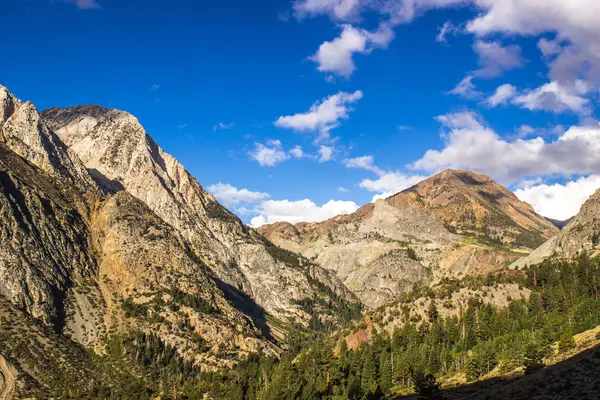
xmin=41 ymin=102 xmax=358 ymax=326
xmin=387 ymin=169 xmax=557 ymax=247
xmin=0 ymin=87 xmax=96 ymax=194
xmin=0 ymin=85 xmax=21 ymax=127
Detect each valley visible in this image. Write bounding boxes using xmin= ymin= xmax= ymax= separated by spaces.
xmin=0 ymin=82 xmax=599 ymax=399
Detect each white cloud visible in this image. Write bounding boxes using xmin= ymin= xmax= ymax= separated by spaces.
xmin=290 ymin=145 xmax=305 ymax=158
xmin=448 ymin=75 xmax=482 ymax=99
xmin=207 ymin=183 xmax=270 ymax=208
xmin=309 ymin=24 xmax=394 ymax=78
xmin=466 ymin=0 xmax=600 ymax=86
xmin=337 ymin=186 xmax=349 ymax=192
xmin=473 ymin=40 xmax=525 ymax=78
xmin=515 ymin=175 xmax=600 ymax=220
xmin=318 ymin=145 xmax=335 ymax=162
xmin=360 ymin=172 xmax=425 ymax=200
xmin=249 ymin=140 xmax=290 ymax=167
xmin=342 ymin=155 xmax=384 ymax=175
xmin=538 ymin=38 xmax=562 ymax=57
xmin=486 ymin=80 xmax=591 ymax=114
xmin=413 ymin=112 xmax=600 ymax=184
xmin=293 ymin=0 xmax=363 ymax=20
xmin=250 ymin=199 xmax=360 ymax=226
xmin=296 ymin=0 xmax=600 ymax=89
xmin=486 ymin=83 xmax=517 ymax=107
xmin=512 ymin=81 xmax=591 ymax=114
xmin=274 ymin=90 xmax=363 ymax=140
xmin=293 ymin=0 xmax=464 ymax=24
xmin=435 ymin=111 xmax=482 ymax=130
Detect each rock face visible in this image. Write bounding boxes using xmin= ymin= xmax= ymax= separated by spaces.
xmin=260 ymin=169 xmax=556 ymax=307
xmin=0 ymin=86 xmax=96 ymax=194
xmin=512 ymin=189 xmax=600 ymax=269
xmin=42 ymin=105 xmax=357 ymax=323
xmin=0 ymin=84 xmax=359 ymax=372
xmin=386 ymin=169 xmax=558 ymax=246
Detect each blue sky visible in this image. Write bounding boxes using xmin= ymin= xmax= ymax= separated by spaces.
xmin=2 ymin=0 xmax=599 ymax=223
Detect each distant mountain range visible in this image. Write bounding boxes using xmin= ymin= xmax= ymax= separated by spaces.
xmin=259 ymin=169 xmax=558 ymax=307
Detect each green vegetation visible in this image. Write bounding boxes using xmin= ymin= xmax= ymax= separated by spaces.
xmin=5 ymin=254 xmax=600 ymax=399
xmin=170 ymin=253 xmax=600 ymax=400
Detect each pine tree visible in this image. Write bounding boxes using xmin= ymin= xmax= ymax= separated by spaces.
xmin=558 ymin=329 xmax=576 ymax=353
xmin=427 ymin=300 xmax=439 ymax=324
xmin=523 ymin=341 xmax=543 ymax=374
xmin=361 ymin=348 xmax=379 ymax=396
xmin=412 ymin=370 xmax=443 ymax=400
xmin=466 ymin=356 xmax=481 ymax=382
xmin=378 ymin=352 xmax=393 ymax=394
xmin=346 ymin=373 xmax=362 ymax=400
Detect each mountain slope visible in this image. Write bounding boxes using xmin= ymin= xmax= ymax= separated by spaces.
xmin=0 ymin=140 xmax=96 ymax=327
xmin=387 ymin=169 xmax=557 ymax=247
xmin=42 ymin=105 xmax=358 ymax=327
xmin=0 ymin=97 xmax=270 ymax=368
xmin=260 ymin=170 xmax=556 ymax=307
xmin=512 ymin=188 xmax=600 ymax=269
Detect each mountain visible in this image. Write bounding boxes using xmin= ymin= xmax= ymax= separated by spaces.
xmin=546 ymin=217 xmax=573 ymax=229
xmin=259 ymin=169 xmax=558 ymax=307
xmin=387 ymin=169 xmax=558 ymax=246
xmin=41 ymin=105 xmax=357 ymax=327
xmin=512 ymin=188 xmax=600 ymax=269
xmin=0 ymin=83 xmax=359 ymax=390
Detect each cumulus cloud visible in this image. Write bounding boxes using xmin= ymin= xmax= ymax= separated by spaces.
xmin=486 ymin=81 xmax=591 ymax=114
xmin=343 ymin=155 xmax=384 ymax=175
xmin=512 ymin=81 xmax=591 ymax=114
xmin=318 ymin=146 xmax=335 ymax=162
xmin=515 ymin=175 xmax=600 ymax=220
xmin=413 ymin=112 xmax=600 ymax=184
xmin=250 ymin=199 xmax=360 ymax=226
xmin=309 ymin=24 xmax=394 ymax=78
xmin=207 ymin=183 xmax=270 ymax=208
xmin=249 ymin=140 xmax=290 ymax=167
xmin=290 ymin=145 xmax=305 ymax=159
xmin=466 ymin=0 xmax=600 ymax=86
xmin=473 ymin=40 xmax=525 ymax=78
xmin=274 ymin=90 xmax=363 ymax=141
xmin=486 ymin=83 xmax=517 ymax=107
xmin=297 ymin=0 xmax=600 ymax=90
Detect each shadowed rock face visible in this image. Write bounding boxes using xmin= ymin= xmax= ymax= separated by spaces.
xmin=260 ymin=169 xmax=557 ymax=308
xmin=0 ymin=143 xmax=96 ymax=327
